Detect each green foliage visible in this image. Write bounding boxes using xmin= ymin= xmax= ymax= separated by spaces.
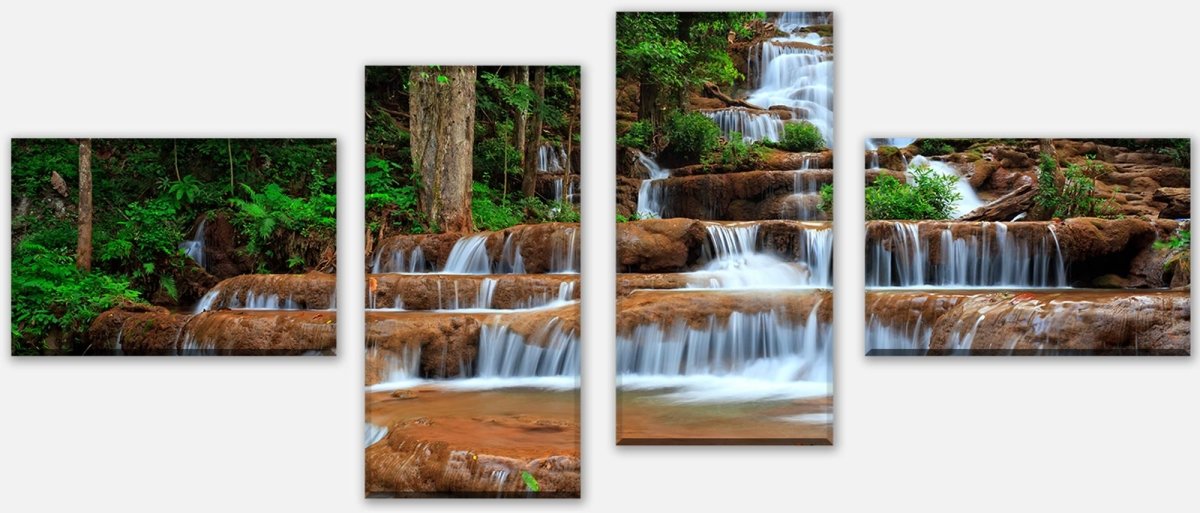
xmin=665 ymin=112 xmax=720 ymax=159
xmin=1155 ymin=229 xmax=1191 ymax=251
xmin=1158 ymin=139 xmax=1190 ymax=168
xmin=471 ymin=182 xmax=524 ymax=231
xmin=918 ymin=138 xmax=955 ymax=156
xmin=229 ymin=183 xmax=336 ymax=256
xmin=715 ymin=132 xmax=766 ymax=168
xmin=11 ymin=241 xmax=140 ymax=354
xmin=618 ymin=121 xmax=655 ymax=151
xmin=96 ymin=198 xmax=186 ymax=278
xmin=775 ymin=121 xmax=825 ymax=153
xmin=617 ymin=12 xmax=764 ymax=94
xmin=819 ymin=183 xmax=833 ymax=213
xmin=1035 ymin=154 xmax=1112 ymax=219
xmin=520 ymin=470 xmax=541 ymax=492
xmin=866 ymin=165 xmax=963 ymax=220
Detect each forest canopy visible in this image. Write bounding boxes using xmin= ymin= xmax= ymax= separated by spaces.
xmin=10 ymin=138 xmax=337 ymax=355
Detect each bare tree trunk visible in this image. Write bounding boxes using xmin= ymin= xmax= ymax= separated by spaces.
xmin=512 ymin=66 xmax=529 ymax=170
xmin=75 ymin=139 xmax=93 ymax=271
xmin=522 ymin=66 xmax=546 ymax=198
xmin=410 ymin=66 xmax=477 ymax=233
xmin=564 ymin=76 xmax=579 ymax=203
xmin=638 ymin=79 xmax=660 ymax=127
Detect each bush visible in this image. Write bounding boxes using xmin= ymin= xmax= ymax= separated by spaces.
xmin=618 ymin=121 xmax=654 ymax=151
xmin=819 ymin=183 xmax=833 ymax=213
xmin=11 ymin=242 xmax=141 ymax=354
xmin=865 ymin=165 xmax=962 ymax=220
xmin=919 ymin=138 xmax=954 ymax=156
xmin=716 ymin=132 xmax=765 ymax=168
xmin=1034 ymin=154 xmax=1111 ymax=219
xmin=665 ymin=112 xmax=720 ymax=160
xmin=471 ymin=182 xmax=524 ymax=231
xmin=777 ymin=121 xmax=825 ymax=152
xmin=1159 ymin=139 xmax=1190 ymax=168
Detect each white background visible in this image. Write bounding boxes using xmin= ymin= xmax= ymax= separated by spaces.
xmin=1 ymin=0 xmax=1197 ymax=511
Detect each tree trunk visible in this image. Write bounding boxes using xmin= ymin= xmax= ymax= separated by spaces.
xmin=410 ymin=65 xmax=477 ymax=233
xmin=512 ymin=66 xmax=529 ymax=170
xmin=522 ymin=66 xmax=545 ymax=198
xmin=563 ymin=77 xmax=579 ymax=203
xmin=638 ymin=79 xmax=661 ymax=127
xmin=75 ymin=139 xmax=93 ymax=271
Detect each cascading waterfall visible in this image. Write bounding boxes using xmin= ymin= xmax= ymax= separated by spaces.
xmin=687 ymin=223 xmax=832 ymax=288
xmin=365 ymin=423 xmax=388 ymax=448
xmin=371 ymin=245 xmax=427 ymax=274
xmin=746 ymin=22 xmax=834 ymax=145
xmin=179 ymin=218 xmax=207 ymax=269
xmin=790 ymin=155 xmax=825 ymax=220
xmin=702 ymin=109 xmax=784 ymax=143
xmin=617 ymin=303 xmax=831 ymax=402
xmin=537 ymin=143 xmax=565 ymax=173
xmin=443 ymin=235 xmax=492 ymax=274
xmin=908 ymin=156 xmax=983 ymax=218
xmin=476 ymin=318 xmax=580 ymax=378
xmin=549 ymin=228 xmax=579 ymax=274
xmin=866 ymin=221 xmax=1068 ymax=288
xmin=635 ymin=151 xmax=669 ymax=218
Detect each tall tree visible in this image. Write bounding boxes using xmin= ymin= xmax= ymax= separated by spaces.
xmin=522 ymin=66 xmax=546 ymax=198
xmin=75 ymin=139 xmax=93 ymax=271
xmin=512 ymin=66 xmax=530 ymax=170
xmin=409 ymin=66 xmax=477 ymax=232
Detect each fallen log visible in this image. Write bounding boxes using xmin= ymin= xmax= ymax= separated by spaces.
xmin=958 ymin=183 xmax=1036 ymax=221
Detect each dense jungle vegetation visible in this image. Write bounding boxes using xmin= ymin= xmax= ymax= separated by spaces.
xmin=10 ymin=138 xmax=336 ymax=355
xmin=365 ymin=65 xmax=581 ymax=236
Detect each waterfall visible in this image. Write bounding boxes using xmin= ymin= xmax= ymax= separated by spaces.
xmin=549 ymin=228 xmax=579 ymax=274
xmin=746 ymin=33 xmax=834 ymax=145
xmin=866 ymin=222 xmax=1068 ymax=288
xmin=687 ymin=223 xmax=831 ymax=288
xmin=908 ymin=156 xmax=983 ymax=218
xmin=775 ymin=11 xmax=831 ymax=33
xmin=537 ymin=143 xmax=565 ymax=173
xmin=372 ymin=245 xmax=427 ymax=273
xmin=498 ymin=233 xmax=526 ymax=274
xmin=442 ymin=235 xmax=492 ymax=274
xmin=635 ymin=151 xmax=669 ymax=218
xmin=791 ymin=155 xmax=825 ymax=220
xmin=365 ymin=423 xmax=388 ymax=448
xmin=179 ymin=218 xmax=206 ymax=269
xmin=617 ymin=301 xmax=832 ymax=403
xmin=702 ymin=109 xmax=784 ymax=143
xmin=476 ymin=318 xmax=580 ymax=378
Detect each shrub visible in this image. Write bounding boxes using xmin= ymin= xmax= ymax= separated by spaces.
xmin=865 ymin=165 xmax=962 ymax=220
xmin=11 ymin=241 xmax=141 ymax=354
xmin=471 ymin=182 xmax=524 ymax=231
xmin=819 ymin=183 xmax=833 ymax=213
xmin=1159 ymin=139 xmax=1190 ymax=168
xmin=777 ymin=121 xmax=825 ymax=152
xmin=1034 ymin=153 xmax=1112 ymax=219
xmin=716 ymin=132 xmax=765 ymax=168
xmin=665 ymin=112 xmax=720 ymax=160
xmin=919 ymin=138 xmax=955 ymax=156
xmin=618 ymin=121 xmax=654 ymax=151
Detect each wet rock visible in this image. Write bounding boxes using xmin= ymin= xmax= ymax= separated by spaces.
xmin=204 ymin=272 xmax=336 ymax=310
xmin=645 ymin=170 xmax=829 ymax=221
xmin=87 ymin=309 xmax=336 ymax=355
xmin=616 ymin=219 xmax=708 ymax=273
xmin=1091 ymin=274 xmax=1128 ymax=288
xmin=617 ymin=289 xmax=831 ymax=334
xmin=1153 ymin=187 xmax=1190 ymax=218
xmin=867 ymin=290 xmax=1190 ymax=355
xmin=369 ymin=274 xmax=578 ymax=310
xmin=372 ymin=223 xmax=581 ymax=274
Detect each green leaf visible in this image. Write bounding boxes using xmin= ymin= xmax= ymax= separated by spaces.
xmin=520 ymin=471 xmax=540 ymax=492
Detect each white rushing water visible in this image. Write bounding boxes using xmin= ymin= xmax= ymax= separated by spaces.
xmin=866 ymin=221 xmax=1068 ymax=288
xmin=790 ymin=155 xmax=826 ymax=220
xmin=536 ymin=143 xmax=565 ymax=173
xmin=364 ymin=423 xmax=389 ymax=448
xmin=375 ymin=230 xmax=576 ymax=275
xmin=617 ymin=303 xmax=832 ymax=403
xmin=367 ymin=315 xmax=581 ymax=392
xmin=700 ymin=13 xmax=833 ymax=145
xmin=179 ymin=218 xmax=207 ymax=269
xmin=635 ymin=151 xmax=669 ymax=218
xmin=908 ymin=156 xmax=984 ymax=218
xmin=685 ymin=223 xmax=832 ymax=289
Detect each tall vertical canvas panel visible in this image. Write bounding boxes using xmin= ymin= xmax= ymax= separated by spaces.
xmin=364 ymin=66 xmax=582 ymax=497
xmin=864 ymin=138 xmax=1190 ymax=355
xmin=615 ymin=12 xmax=835 ymax=444
xmin=10 ymin=138 xmax=338 ymax=356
